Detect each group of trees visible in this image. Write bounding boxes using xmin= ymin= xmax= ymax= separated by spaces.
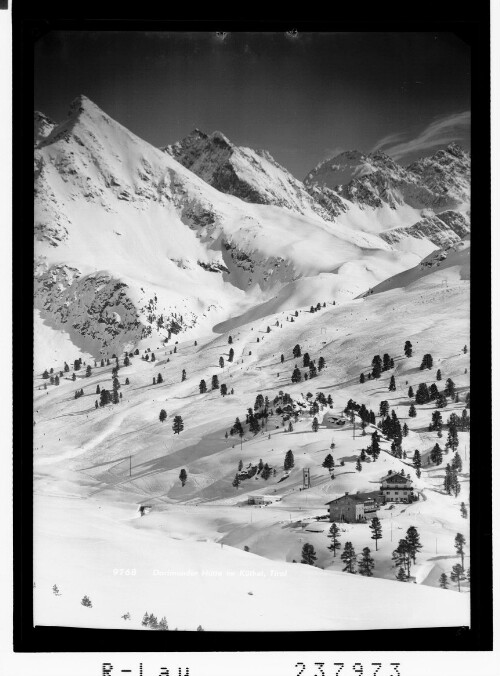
xmin=444 ymin=455 xmax=462 ymax=496
xmin=439 ymin=534 xmax=469 ymax=591
xmin=392 ymin=526 xmax=423 ymax=581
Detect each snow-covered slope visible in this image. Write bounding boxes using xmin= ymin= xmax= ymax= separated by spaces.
xmin=34 ymin=96 xmax=425 ymax=360
xmin=33 ymin=252 xmax=470 ymax=630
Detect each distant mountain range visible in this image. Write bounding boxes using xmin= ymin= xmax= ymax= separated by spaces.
xmin=34 ymin=95 xmax=470 ymax=359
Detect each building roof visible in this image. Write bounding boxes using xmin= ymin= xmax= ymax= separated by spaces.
xmin=380 ymin=472 xmax=412 ymax=483
xmin=325 ymin=494 xmax=366 ymax=505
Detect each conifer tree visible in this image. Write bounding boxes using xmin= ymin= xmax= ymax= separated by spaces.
xmin=439 ymin=572 xmax=449 ymax=589
xmin=446 ymin=425 xmax=458 ymax=451
xmin=322 ymin=454 xmax=334 ymax=470
xmin=402 ymin=422 xmax=409 ymax=437
xmin=413 ymin=449 xmax=422 ymax=472
xmin=211 ymin=374 xmax=219 ymax=390
xmin=232 ymin=473 xmax=240 ymax=489
xmin=96 ymin=384 xmax=101 ymax=394
xmin=408 ymin=385 xmax=414 ymax=398
xmin=360 ymin=373 xmax=365 ymax=384
xmin=292 ymin=344 xmax=301 ymax=358
xmin=369 ymin=517 xmax=383 ymax=550
xmin=327 ymin=522 xmax=341 ymax=556
xmin=159 ymin=409 xmax=167 ymax=423
xmin=356 ymin=457 xmax=362 ymax=472
xmin=81 ymin=595 xmax=92 ymax=607
xmin=430 ymin=443 xmax=443 ymax=465
xmin=392 ymin=539 xmax=411 ymax=578
xmin=420 ymin=353 xmax=433 ymax=370
xmin=301 ymin=543 xmax=317 ymax=566
xmin=303 ymin=353 xmax=310 ymax=367
xmin=341 ymin=542 xmax=357 ymax=573
xmin=429 ymin=383 xmax=439 ymax=400
xmin=221 ymin=383 xmax=228 ymax=396
xmin=408 ymin=403 xmax=417 ymax=418
xmin=291 ymin=365 xmax=302 ymax=383
xmin=389 ymin=375 xmax=396 ymax=391
xmin=284 ymin=450 xmax=294 ymax=471
xmin=228 ymin=348 xmax=234 ymax=362
xmin=415 ymin=383 xmax=430 ymax=404
xmin=179 ymin=468 xmax=187 ymax=486
xmin=444 ymin=378 xmax=456 ymax=398
xmin=450 ymin=563 xmax=465 ymax=591
xmin=429 ymin=410 xmax=443 ymax=432
xmin=228 ymin=336 xmax=233 ymax=344
xmin=460 ymin=502 xmax=468 ymax=519
xmin=436 ymin=369 xmax=442 ymax=381
xmin=172 ymin=415 xmax=184 ymax=434
xmin=358 ymin=547 xmax=375 ymax=576
xmin=199 ymin=379 xmax=207 ymax=394
xmin=405 ymin=526 xmax=422 ymax=564
xmin=318 ymin=356 xmax=325 ymax=371
xmin=396 ymin=567 xmax=408 ymax=582
xmin=379 ymin=400 xmax=389 ymax=417
xmin=454 ymin=533 xmax=466 ymax=568
xmin=404 ymin=340 xmax=413 ymax=358
xmin=312 ymin=416 xmax=319 ymax=432
xmin=280 ymin=354 xmax=284 ymax=364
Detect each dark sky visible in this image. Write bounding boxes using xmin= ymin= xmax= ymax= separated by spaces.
xmin=34 ymin=31 xmax=471 ymax=179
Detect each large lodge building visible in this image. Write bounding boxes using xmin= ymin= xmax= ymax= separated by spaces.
xmin=325 ymin=472 xmax=417 ymax=523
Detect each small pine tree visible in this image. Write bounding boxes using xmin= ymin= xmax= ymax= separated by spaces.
xmin=81 ymin=595 xmax=92 ymax=607
xmin=396 ymin=567 xmax=408 ymax=582
xmin=369 ymin=517 xmax=382 ymax=551
xmin=360 ymin=373 xmax=365 ymax=384
xmin=284 ymin=449 xmax=294 ymax=470
xmin=179 ymin=468 xmax=187 ymax=486
xmin=389 ymin=375 xmax=396 ymax=391
xmin=408 ymin=385 xmax=414 ymax=398
xmin=327 ymin=522 xmax=341 ymax=556
xmin=404 ymin=340 xmax=413 ymax=358
xmin=358 ymin=547 xmax=375 ymax=576
xmin=341 ymin=542 xmax=357 ymax=573
xmin=211 ymin=374 xmax=219 ymax=390
xmin=408 ymin=403 xmax=417 ymax=418
xmin=436 ymin=369 xmax=442 ymax=381
xmin=228 ymin=348 xmax=234 ymax=362
xmin=228 ymin=336 xmax=233 ymax=344
xmin=220 ymin=383 xmax=227 ymax=396
xmin=356 ymin=457 xmax=362 ymax=472
xmin=454 ymin=533 xmax=466 ymax=568
xmin=232 ymin=473 xmax=241 ymax=489
xmin=159 ymin=409 xmax=167 ymax=423
xmin=312 ymin=416 xmax=319 ymax=432
xmin=199 ymin=379 xmax=207 ymax=394
xmin=450 ymin=563 xmax=465 ymax=591
xmin=322 ymin=454 xmax=334 ymax=470
xmin=172 ymin=415 xmax=184 ymax=435
xmin=292 ymin=344 xmax=301 ymax=358
xmin=460 ymin=502 xmax=468 ymax=519
xmin=439 ymin=572 xmax=449 ymax=589
xmin=301 ymin=543 xmax=317 ymax=565
xmin=280 ymin=354 xmax=284 ymax=364
xmin=219 ymin=356 xmax=224 ymax=368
